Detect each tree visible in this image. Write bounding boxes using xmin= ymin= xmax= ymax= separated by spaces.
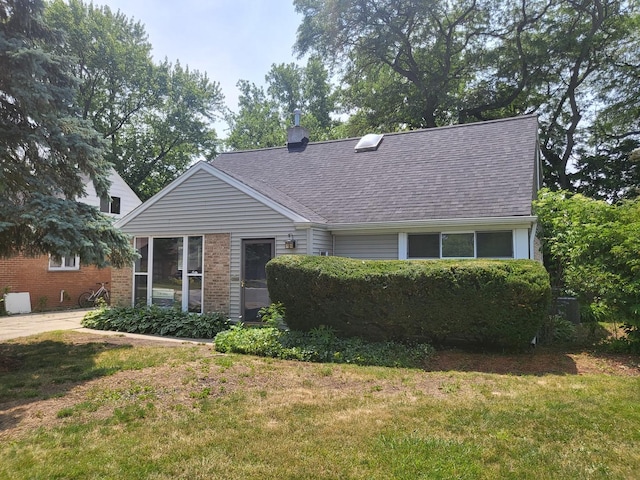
xmin=226 ymin=57 xmax=338 ymax=150
xmin=294 ymin=0 xmax=640 ymax=192
xmin=0 ymin=0 xmax=136 ymax=267
xmin=225 ymin=80 xmax=285 ymax=150
xmin=534 ymin=189 xmax=640 ymax=342
xmin=45 ymin=0 xmax=225 ymax=199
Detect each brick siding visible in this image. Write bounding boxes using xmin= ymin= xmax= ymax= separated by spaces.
xmin=204 ymin=233 xmax=230 ymax=314
xmin=0 ymin=254 xmax=111 ymax=311
xmin=110 ymin=264 xmax=133 ymax=307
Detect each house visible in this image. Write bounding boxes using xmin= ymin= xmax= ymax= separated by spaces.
xmin=113 ymin=115 xmax=542 ymax=321
xmin=0 ymin=168 xmax=141 ymax=312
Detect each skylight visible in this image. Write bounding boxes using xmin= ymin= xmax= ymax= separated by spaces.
xmin=354 ymin=133 xmax=384 ymax=152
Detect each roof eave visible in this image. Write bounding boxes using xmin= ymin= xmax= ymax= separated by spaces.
xmin=295 ymin=216 xmax=538 ymax=232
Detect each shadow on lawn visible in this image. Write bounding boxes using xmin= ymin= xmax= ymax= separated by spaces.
xmin=0 ymin=339 xmax=133 ymax=432
xmin=424 ymin=347 xmax=580 ymax=376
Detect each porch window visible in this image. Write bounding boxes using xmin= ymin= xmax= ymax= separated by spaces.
xmin=134 ymin=237 xmax=149 ymax=306
xmin=133 ymin=236 xmax=203 ymax=313
xmin=48 ymin=255 xmax=80 ymax=271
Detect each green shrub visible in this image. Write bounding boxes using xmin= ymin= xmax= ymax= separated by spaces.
xmin=534 ymin=189 xmax=640 ymax=347
xmin=82 ymin=305 xmax=230 ymax=339
xmin=538 ymin=315 xmax=577 ymax=345
xmin=214 ymin=324 xmax=434 ymax=368
xmin=266 ymin=256 xmax=551 ymax=349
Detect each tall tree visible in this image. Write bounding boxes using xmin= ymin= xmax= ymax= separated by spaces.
xmin=45 ymin=0 xmax=225 ymax=199
xmin=0 ymin=0 xmax=136 ymax=267
xmin=294 ymin=0 xmax=640 ymax=192
xmin=226 ymin=57 xmax=338 ymax=150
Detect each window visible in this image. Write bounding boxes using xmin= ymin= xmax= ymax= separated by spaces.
xmin=441 ymin=233 xmax=475 ymax=258
xmin=477 ymin=231 xmax=513 ymax=258
xmin=100 ymin=196 xmax=121 ymax=214
xmin=408 ymin=234 xmax=439 ymax=258
xmin=406 ymin=231 xmax=514 ymax=259
xmin=49 ymin=255 xmax=80 ymax=271
xmin=133 ymin=236 xmax=203 ymax=313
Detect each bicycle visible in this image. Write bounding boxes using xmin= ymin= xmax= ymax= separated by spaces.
xmin=78 ymin=282 xmax=110 ymax=307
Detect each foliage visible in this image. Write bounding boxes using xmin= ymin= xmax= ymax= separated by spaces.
xmin=82 ymin=305 xmax=230 ymax=339
xmin=0 ymin=0 xmax=136 ymax=267
xmin=266 ymin=256 xmax=551 ymax=349
xmin=534 ymin=188 xmax=640 ymax=342
xmin=225 ymin=57 xmax=339 ymax=150
xmin=293 ymin=0 xmax=640 ymax=193
xmin=214 ymin=324 xmax=434 ymax=368
xmin=45 ymin=0 xmax=225 ymax=200
xmin=538 ymin=315 xmax=577 ymax=345
xmin=258 ymin=302 xmax=286 ymax=329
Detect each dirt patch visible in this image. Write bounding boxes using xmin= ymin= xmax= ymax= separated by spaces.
xmin=427 ymin=347 xmax=640 ymax=376
xmin=1 ymin=333 xmax=638 ymax=440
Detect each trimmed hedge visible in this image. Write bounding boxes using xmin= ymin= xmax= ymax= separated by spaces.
xmin=266 ymin=256 xmax=551 ymax=349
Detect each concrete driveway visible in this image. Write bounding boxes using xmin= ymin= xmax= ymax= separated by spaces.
xmin=0 ymin=309 xmax=89 ymax=341
xmin=0 ymin=309 xmax=213 ymax=344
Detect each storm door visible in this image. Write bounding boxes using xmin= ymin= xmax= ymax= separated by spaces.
xmin=241 ymin=239 xmax=275 ymax=322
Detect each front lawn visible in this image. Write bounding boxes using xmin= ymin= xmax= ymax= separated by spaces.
xmin=1 ymin=331 xmax=638 ymax=479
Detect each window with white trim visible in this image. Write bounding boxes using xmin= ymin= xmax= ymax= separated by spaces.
xmin=100 ymin=196 xmax=121 ymax=214
xmin=49 ymin=255 xmax=80 ymax=271
xmin=407 ymin=231 xmax=514 ymax=259
xmin=133 ymin=236 xmax=203 ymax=313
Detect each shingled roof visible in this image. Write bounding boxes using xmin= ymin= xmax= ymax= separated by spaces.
xmin=213 ymin=115 xmax=539 ymax=225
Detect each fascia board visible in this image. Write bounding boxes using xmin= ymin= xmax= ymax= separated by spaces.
xmin=309 ymin=216 xmax=538 ymax=233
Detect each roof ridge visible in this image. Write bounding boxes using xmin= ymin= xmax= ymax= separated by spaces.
xmin=216 ymin=114 xmax=538 ymax=157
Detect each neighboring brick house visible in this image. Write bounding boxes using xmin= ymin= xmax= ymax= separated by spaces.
xmin=114 ymin=115 xmax=542 ymax=322
xmin=0 ymin=169 xmax=141 ymax=312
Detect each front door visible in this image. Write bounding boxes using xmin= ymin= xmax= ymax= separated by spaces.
xmin=241 ymin=239 xmax=275 ymax=322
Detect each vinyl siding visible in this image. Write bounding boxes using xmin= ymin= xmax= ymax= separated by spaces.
xmin=119 ymin=169 xmax=305 ymax=320
xmin=334 ymin=234 xmax=399 ymax=260
xmin=81 ymin=169 xmax=141 ymax=218
xmin=311 ymin=229 xmax=333 ymax=256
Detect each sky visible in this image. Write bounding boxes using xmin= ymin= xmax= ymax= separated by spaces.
xmin=97 ymin=0 xmax=304 ymax=136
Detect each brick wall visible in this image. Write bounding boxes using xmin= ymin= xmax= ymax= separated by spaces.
xmin=0 ymin=254 xmax=111 ymax=311
xmin=204 ymin=233 xmax=230 ymax=314
xmin=111 ymin=264 xmax=133 ymax=307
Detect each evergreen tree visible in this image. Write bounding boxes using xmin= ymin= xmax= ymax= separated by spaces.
xmin=0 ymin=0 xmax=136 ymax=267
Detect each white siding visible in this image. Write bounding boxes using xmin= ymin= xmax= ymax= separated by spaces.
xmin=334 ymin=234 xmax=399 ymax=260
xmin=81 ymin=168 xmax=141 ymax=218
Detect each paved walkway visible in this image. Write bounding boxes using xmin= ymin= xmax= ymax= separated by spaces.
xmin=0 ymin=309 xmax=88 ymax=341
xmin=0 ymin=309 xmax=212 ymax=344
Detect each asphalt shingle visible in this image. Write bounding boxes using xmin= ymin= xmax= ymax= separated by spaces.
xmin=213 ymin=115 xmax=539 ymax=225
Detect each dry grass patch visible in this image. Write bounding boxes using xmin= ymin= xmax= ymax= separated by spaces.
xmin=1 ymin=331 xmax=639 ymax=479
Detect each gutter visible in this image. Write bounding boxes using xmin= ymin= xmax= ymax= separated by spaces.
xmin=295 ymin=216 xmax=538 ymax=233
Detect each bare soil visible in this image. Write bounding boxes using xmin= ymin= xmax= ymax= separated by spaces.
xmin=1 ymin=333 xmax=638 ymax=440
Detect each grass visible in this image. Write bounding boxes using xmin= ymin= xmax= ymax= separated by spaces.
xmin=1 ymin=331 xmax=639 ymax=479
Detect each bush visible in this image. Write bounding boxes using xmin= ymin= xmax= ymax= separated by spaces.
xmin=534 ymin=189 xmax=640 ymax=347
xmin=266 ymin=255 xmax=551 ymax=350
xmin=538 ymin=315 xmax=577 ymax=345
xmin=214 ymin=324 xmax=434 ymax=368
xmin=82 ymin=305 xmax=230 ymax=339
